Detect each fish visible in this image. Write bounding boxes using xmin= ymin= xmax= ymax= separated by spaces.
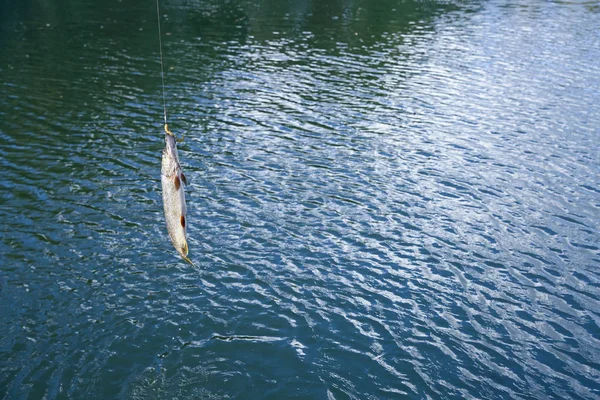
xmin=161 ymin=124 xmax=192 ymax=264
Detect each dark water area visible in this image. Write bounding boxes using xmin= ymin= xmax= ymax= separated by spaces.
xmin=1 ymin=0 xmax=599 ymax=398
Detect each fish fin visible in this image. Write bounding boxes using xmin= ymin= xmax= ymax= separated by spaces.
xmin=181 ymin=242 xmax=188 ymax=256
xmin=181 ymin=172 xmax=188 ymax=186
xmin=174 ymin=175 xmax=181 ymax=190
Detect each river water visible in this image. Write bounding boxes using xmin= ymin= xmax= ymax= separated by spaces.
xmin=1 ymin=0 xmax=599 ymax=399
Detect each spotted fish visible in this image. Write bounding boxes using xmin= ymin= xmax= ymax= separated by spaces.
xmin=161 ymin=124 xmax=192 ymax=263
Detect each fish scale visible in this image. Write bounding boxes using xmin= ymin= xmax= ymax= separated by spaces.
xmin=161 ymin=128 xmax=191 ymax=263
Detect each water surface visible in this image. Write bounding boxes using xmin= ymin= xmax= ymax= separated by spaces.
xmin=1 ymin=0 xmax=599 ymax=399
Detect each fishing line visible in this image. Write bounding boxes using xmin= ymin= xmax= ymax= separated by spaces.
xmin=156 ymin=0 xmax=167 ymax=126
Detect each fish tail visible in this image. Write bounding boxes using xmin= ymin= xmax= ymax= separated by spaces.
xmin=181 ymin=254 xmax=197 ymax=267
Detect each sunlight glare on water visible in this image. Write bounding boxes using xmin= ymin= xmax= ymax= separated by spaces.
xmin=0 ymin=0 xmax=599 ymax=399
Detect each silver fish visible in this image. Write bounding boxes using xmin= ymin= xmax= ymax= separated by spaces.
xmin=161 ymin=124 xmax=191 ymax=263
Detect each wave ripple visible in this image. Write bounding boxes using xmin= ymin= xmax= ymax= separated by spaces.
xmin=1 ymin=0 xmax=599 ymax=399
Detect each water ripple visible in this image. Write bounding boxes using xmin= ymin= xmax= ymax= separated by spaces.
xmin=1 ymin=0 xmax=600 ymax=399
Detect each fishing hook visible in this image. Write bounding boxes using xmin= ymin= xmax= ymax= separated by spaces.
xmin=164 ymin=124 xmax=184 ymax=142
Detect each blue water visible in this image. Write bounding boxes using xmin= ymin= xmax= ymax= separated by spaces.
xmin=1 ymin=0 xmax=599 ymax=398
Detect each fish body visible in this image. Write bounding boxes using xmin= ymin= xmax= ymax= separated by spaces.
xmin=161 ymin=131 xmax=190 ymax=261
